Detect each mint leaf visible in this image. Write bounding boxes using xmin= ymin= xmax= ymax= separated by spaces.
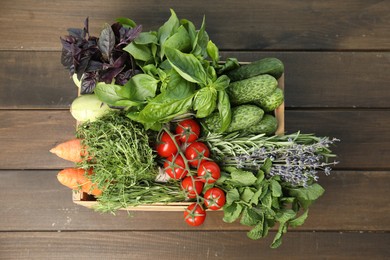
xmin=261 ymin=158 xmax=272 ymax=174
xmin=231 ymin=169 xmax=257 ymax=186
xmin=226 ymin=188 xmax=240 ymax=205
xmin=223 ymin=202 xmax=243 ymax=223
xmin=241 ymin=187 xmax=255 ymax=203
xmin=289 ymin=209 xmax=309 ymax=227
xmin=270 ymin=222 xmax=288 ymax=249
xmin=275 ymin=209 xmax=296 ymax=223
xmin=288 ymin=183 xmax=325 ymax=209
xmin=247 ymin=215 xmax=265 ymax=240
xmin=240 ymin=207 xmax=261 ymax=226
xmin=250 ymin=186 xmax=263 ymax=206
xmin=271 ymin=180 xmax=282 ymax=197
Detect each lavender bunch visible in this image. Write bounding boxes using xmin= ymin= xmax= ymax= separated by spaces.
xmin=202 ymin=131 xmax=339 ymax=187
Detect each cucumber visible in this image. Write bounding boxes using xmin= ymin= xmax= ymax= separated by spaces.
xmin=254 ymin=87 xmax=284 ymax=112
xmin=204 ymin=104 xmax=264 ymax=133
xmin=227 ymin=74 xmax=278 ymax=105
xmin=245 ymin=114 xmax=278 ymax=135
xmin=226 ymin=57 xmax=284 ymax=82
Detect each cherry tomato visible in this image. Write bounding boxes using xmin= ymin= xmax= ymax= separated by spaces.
xmin=185 ymin=142 xmax=210 ymax=168
xmin=163 ymin=155 xmax=188 ymax=180
xmin=203 ymin=187 xmax=226 ymax=210
xmin=175 ymin=119 xmax=201 ymax=143
xmin=184 ymin=203 xmax=206 ymax=226
xmin=156 ymin=132 xmax=179 ymax=157
xmin=197 ymin=161 xmax=221 ymax=184
xmin=181 ymin=176 xmax=204 ymax=199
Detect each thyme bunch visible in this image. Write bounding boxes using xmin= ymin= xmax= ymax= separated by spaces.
xmin=76 ymin=112 xmax=185 ymax=212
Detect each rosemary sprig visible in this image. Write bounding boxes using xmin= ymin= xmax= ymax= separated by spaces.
xmin=202 ymin=131 xmax=339 ymax=187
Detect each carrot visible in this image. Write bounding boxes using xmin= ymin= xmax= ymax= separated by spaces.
xmin=57 ymin=168 xmax=102 ymax=196
xmin=50 ymin=138 xmax=88 ymax=163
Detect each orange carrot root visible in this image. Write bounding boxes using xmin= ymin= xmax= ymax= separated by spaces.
xmin=50 ymin=138 xmax=88 ymax=163
xmin=57 ymin=168 xmax=102 ymax=196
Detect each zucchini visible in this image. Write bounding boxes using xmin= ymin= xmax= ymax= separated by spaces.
xmin=254 ymin=87 xmax=284 ymax=112
xmin=226 ymin=57 xmax=284 ymax=82
xmin=245 ymin=114 xmax=278 ymax=135
xmin=227 ymin=74 xmax=278 ymax=105
xmin=204 ymin=104 xmax=264 ymax=133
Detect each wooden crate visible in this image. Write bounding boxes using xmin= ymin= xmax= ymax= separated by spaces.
xmin=72 ymin=74 xmax=285 ymax=211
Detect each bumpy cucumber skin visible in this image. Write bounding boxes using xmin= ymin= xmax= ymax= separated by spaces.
xmin=254 ymin=87 xmax=284 ymax=112
xmin=226 ymin=57 xmax=284 ymax=82
xmin=204 ymin=105 xmax=264 ymax=133
xmin=245 ymin=114 xmax=278 ymax=135
xmin=227 ymin=74 xmax=278 ymax=105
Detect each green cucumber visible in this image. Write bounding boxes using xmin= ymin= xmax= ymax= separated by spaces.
xmin=204 ymin=104 xmax=264 ymax=133
xmin=254 ymin=87 xmax=284 ymax=112
xmin=226 ymin=57 xmax=284 ymax=82
xmin=227 ymin=74 xmax=278 ymax=105
xmin=245 ymin=114 xmax=278 ymax=135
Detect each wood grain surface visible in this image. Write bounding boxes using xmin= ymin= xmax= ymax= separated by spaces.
xmin=1 ymin=0 xmax=389 ymax=258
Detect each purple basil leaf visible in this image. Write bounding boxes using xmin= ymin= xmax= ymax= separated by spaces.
xmin=98 ymin=24 xmax=115 ymax=61
xmin=100 ymin=66 xmax=125 ymax=83
xmin=112 ymin=52 xmax=128 ymax=68
xmin=67 ymin=28 xmax=84 ymax=39
xmin=83 ymin=17 xmax=89 ymax=38
xmin=86 ymin=60 xmax=103 ymax=72
xmin=115 ymin=69 xmax=132 ymax=85
xmin=61 ymin=48 xmax=73 ymax=68
xmin=80 ymin=72 xmax=97 ymax=94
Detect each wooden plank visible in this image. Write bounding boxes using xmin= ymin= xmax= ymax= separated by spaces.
xmin=0 ymin=170 xmax=388 ymax=231
xmin=0 ymin=231 xmax=389 ymax=259
xmin=0 ymin=110 xmax=388 ymax=169
xmin=0 ymin=1 xmax=389 ymax=51
xmin=1 ymin=51 xmax=389 ymax=109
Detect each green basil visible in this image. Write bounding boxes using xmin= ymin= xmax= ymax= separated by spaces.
xmin=206 ymin=40 xmax=219 ymax=64
xmin=157 ymin=9 xmax=179 ymax=47
xmin=162 ymin=25 xmax=191 ymax=55
xmin=193 ymin=87 xmax=217 ymax=118
xmin=134 ymin=32 xmax=158 ymax=45
xmin=217 ymin=90 xmax=232 ymax=132
xmin=124 ymin=42 xmax=153 ymax=62
xmin=165 ymin=47 xmax=207 ymax=85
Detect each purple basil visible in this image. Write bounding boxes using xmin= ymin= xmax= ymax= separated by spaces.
xmin=60 ymin=17 xmax=142 ymax=93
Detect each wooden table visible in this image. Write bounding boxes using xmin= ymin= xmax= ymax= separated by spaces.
xmin=1 ymin=1 xmax=389 ymax=259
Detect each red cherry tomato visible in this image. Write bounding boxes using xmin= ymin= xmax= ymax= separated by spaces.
xmin=185 ymin=142 xmax=210 ymax=168
xmin=197 ymin=161 xmax=221 ymax=184
xmin=156 ymin=132 xmax=179 ymax=157
xmin=163 ymin=155 xmax=188 ymax=180
xmin=175 ymin=119 xmax=201 ymax=143
xmin=184 ymin=203 xmax=206 ymax=226
xmin=203 ymin=187 xmax=226 ymax=210
xmin=181 ymin=176 xmax=204 ymax=199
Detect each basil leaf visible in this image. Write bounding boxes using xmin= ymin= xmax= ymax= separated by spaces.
xmin=193 ymin=16 xmax=209 ymax=58
xmin=217 ymin=57 xmax=240 ymax=75
xmin=157 ymin=9 xmax=179 ymax=46
xmin=212 ymin=75 xmax=230 ymax=91
xmin=94 ymin=83 xmax=124 ymax=105
xmin=217 ymin=90 xmax=232 ymax=132
xmin=207 ymin=40 xmax=219 ymax=64
xmin=124 ymin=42 xmax=152 ymax=62
xmin=116 ymin=17 xmax=137 ymax=28
xmin=163 ymin=25 xmax=191 ymax=54
xmin=180 ymin=19 xmax=197 ymax=51
xmin=98 ymin=23 xmax=115 ymax=61
xmin=165 ymin=47 xmax=207 ymax=85
xmin=134 ymin=32 xmax=158 ymax=45
xmin=125 ymin=74 xmax=158 ymax=102
xmin=193 ymin=87 xmax=217 ymax=118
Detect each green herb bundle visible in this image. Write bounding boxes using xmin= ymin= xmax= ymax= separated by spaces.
xmin=76 ymin=111 xmax=185 ymax=212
